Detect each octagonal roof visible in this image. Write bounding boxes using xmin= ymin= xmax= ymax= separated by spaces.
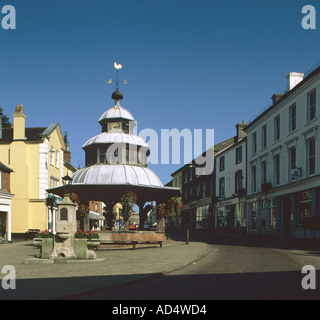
xmin=99 ymin=105 xmax=134 ymax=123
xmin=71 ymin=164 xmax=163 ymax=187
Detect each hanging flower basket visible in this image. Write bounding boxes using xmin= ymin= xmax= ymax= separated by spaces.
xmin=70 ymin=193 xmax=89 ymax=217
xmin=167 ymin=196 xmax=183 ymax=213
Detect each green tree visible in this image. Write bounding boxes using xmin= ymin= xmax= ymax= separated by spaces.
xmin=0 ymin=107 xmax=12 ymax=128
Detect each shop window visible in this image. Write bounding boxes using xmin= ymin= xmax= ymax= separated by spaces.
xmin=269 ymin=198 xmax=276 ymax=228
xmin=251 ymin=203 xmax=257 ymax=230
xmin=298 ymin=191 xmax=312 ymax=225
xmin=219 ymin=177 xmax=225 ymax=198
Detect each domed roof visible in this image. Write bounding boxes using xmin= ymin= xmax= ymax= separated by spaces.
xmin=111 ymin=89 xmax=123 ymax=101
xmin=71 ymin=164 xmax=163 ymax=187
xmin=99 ymin=105 xmax=134 ymax=123
xmin=82 ymin=132 xmax=149 ymax=149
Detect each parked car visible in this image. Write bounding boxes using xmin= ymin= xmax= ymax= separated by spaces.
xmin=128 ymin=224 xmax=136 ymax=230
xmin=144 ymin=222 xmax=151 ymax=230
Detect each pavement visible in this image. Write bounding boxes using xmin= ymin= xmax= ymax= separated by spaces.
xmin=0 ymin=236 xmax=209 ymax=300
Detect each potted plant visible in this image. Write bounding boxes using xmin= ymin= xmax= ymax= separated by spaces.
xmin=75 ymin=229 xmax=100 ymax=249
xmin=33 ymin=229 xmax=54 ymax=259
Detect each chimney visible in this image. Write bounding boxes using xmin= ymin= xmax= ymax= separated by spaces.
xmin=236 ymin=120 xmax=247 ymax=141
xmin=64 ymin=145 xmax=71 ymax=163
xmin=13 ymin=104 xmax=26 ymax=140
xmin=286 ymin=72 xmax=304 ymax=92
xmin=271 ymin=93 xmax=285 ymax=104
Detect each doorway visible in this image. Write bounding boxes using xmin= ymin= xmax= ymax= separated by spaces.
xmin=0 ymin=212 xmax=7 ymax=241
xmin=282 ymin=197 xmax=291 ymax=239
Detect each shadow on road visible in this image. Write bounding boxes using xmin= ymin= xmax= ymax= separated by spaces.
xmin=167 ymin=230 xmax=320 ymax=252
xmin=1 ymin=269 xmax=318 ymax=300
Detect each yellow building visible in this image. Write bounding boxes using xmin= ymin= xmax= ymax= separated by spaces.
xmin=0 ymin=104 xmax=76 ymax=238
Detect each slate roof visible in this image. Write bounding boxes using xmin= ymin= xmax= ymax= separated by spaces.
xmin=0 ymin=125 xmax=57 ymax=142
xmin=0 ymin=161 xmax=13 ymax=173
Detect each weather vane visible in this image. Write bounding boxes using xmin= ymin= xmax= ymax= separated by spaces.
xmin=107 ymin=62 xmax=127 ymax=90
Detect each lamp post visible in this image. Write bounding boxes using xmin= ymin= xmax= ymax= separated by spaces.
xmin=62 ymin=174 xmax=73 ymax=195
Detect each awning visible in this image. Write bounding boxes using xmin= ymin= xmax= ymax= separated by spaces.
xmin=89 ymin=211 xmax=105 ymax=220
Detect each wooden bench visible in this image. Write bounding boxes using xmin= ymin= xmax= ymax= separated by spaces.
xmin=99 ymin=240 xmax=162 ymax=250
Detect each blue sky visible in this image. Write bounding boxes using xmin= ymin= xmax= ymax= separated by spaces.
xmin=1 ymin=0 xmax=320 ymax=184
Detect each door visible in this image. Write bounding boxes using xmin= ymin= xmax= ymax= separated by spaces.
xmin=282 ymin=197 xmax=291 ymax=239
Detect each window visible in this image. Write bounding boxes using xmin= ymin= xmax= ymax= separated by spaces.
xmin=99 ymin=147 xmax=106 ymax=164
xmin=50 ymin=177 xmax=59 ymax=188
xmin=189 ymin=167 xmax=193 ymax=181
xmin=289 ymin=104 xmax=296 ymax=132
xmin=55 ymin=150 xmax=60 ymax=168
xmin=269 ymin=198 xmax=276 ymax=228
xmin=184 ymin=171 xmax=188 ymax=183
xmin=251 ymin=203 xmax=257 ymax=230
xmin=50 ymin=147 xmax=55 ymax=165
xmin=307 ymin=137 xmax=316 ymax=175
xmin=289 ymin=146 xmax=296 ymax=171
xmin=202 ymin=181 xmax=206 ymax=198
xmin=219 ymin=177 xmax=225 ymax=198
xmin=189 ymin=186 xmax=193 ymax=197
xmin=235 ymin=147 xmax=242 ymax=164
xmin=298 ymin=191 xmax=312 ymax=225
xmin=261 ymin=161 xmax=267 ymax=184
xmin=261 ymin=125 xmax=267 ymax=149
xmin=124 ymin=124 xmax=130 ymax=134
xmin=274 ymin=115 xmax=280 ymax=141
xmin=219 ymin=156 xmax=225 ymax=171
xmin=252 ymin=132 xmax=257 ymax=154
xmin=252 ymin=165 xmax=257 ymax=193
xmin=196 ymin=184 xmax=200 ymax=197
xmin=235 ymin=170 xmax=242 ymax=193
xmin=307 ymin=90 xmax=316 ymax=122
xmin=274 ymin=154 xmax=280 ymax=185
xmin=289 ymin=147 xmax=297 ymax=180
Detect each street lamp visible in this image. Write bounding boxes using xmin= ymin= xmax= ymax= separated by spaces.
xmin=62 ymin=174 xmax=73 ymax=194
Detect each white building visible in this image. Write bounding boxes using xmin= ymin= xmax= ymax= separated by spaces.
xmin=0 ymin=162 xmax=14 ymax=242
xmin=215 ymin=122 xmax=247 ymax=229
xmin=245 ymin=68 xmax=320 ymax=239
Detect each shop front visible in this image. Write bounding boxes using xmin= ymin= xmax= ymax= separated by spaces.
xmin=0 ymin=192 xmax=13 ymax=242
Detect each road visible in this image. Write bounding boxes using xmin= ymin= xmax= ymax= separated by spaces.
xmin=63 ymin=232 xmax=320 ymax=300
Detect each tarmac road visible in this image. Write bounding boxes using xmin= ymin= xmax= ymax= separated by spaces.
xmin=66 ymin=232 xmax=320 ymax=300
